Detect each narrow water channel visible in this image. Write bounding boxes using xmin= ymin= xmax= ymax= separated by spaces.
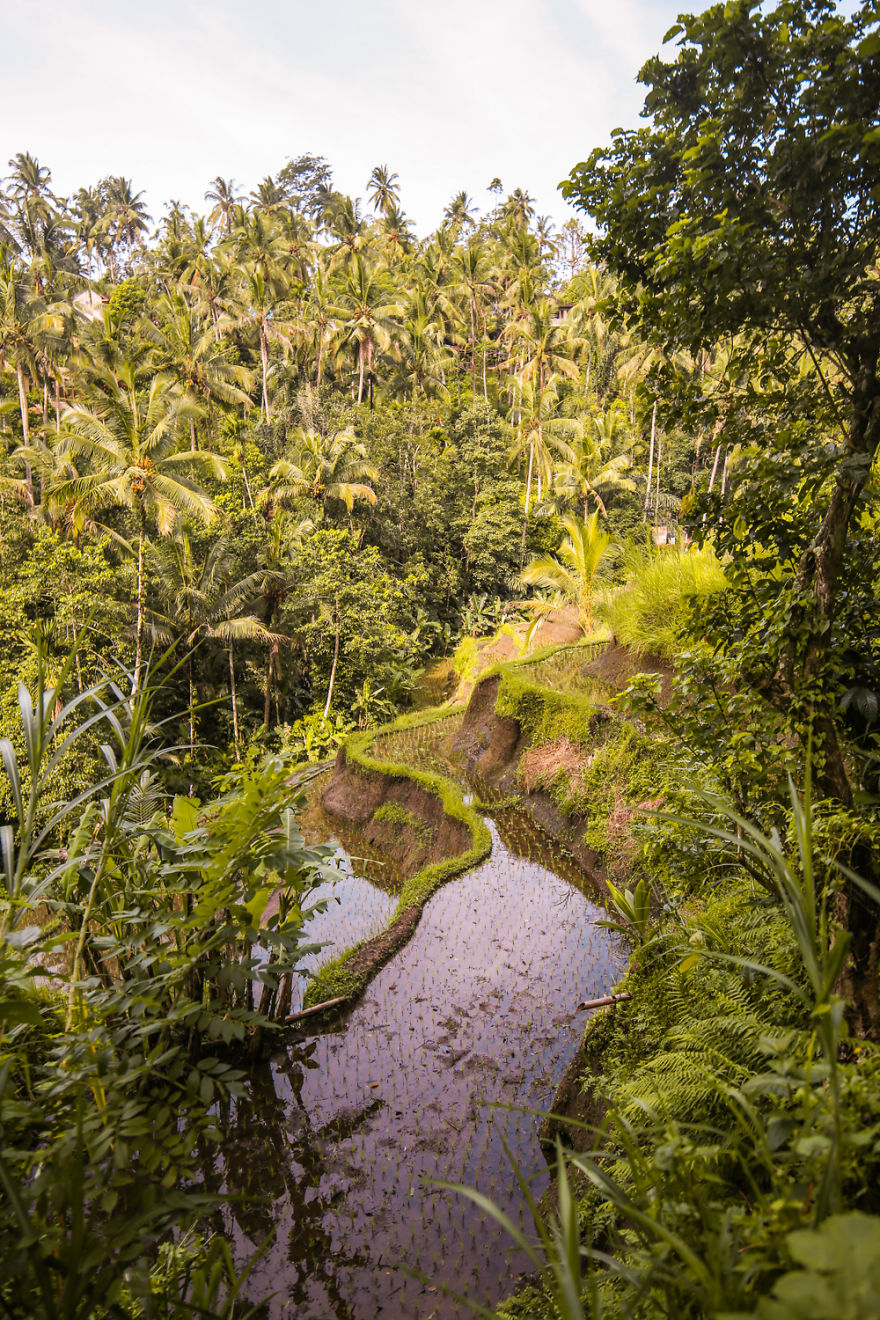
xmin=220 ymin=806 xmax=624 ymax=1318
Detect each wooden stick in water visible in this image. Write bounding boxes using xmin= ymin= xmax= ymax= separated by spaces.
xmin=285 ymin=996 xmax=348 ymax=1022
xmin=576 ymin=992 xmax=631 ymax=1011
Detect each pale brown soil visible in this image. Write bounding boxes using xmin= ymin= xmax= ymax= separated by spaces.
xmin=528 ymin=605 xmax=584 ymax=648
xmin=520 ymin=738 xmax=592 ymax=795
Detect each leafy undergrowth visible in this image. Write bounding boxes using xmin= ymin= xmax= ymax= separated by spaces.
xmin=490 ymin=785 xmax=880 ymax=1319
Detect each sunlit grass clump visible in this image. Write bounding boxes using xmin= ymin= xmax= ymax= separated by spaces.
xmin=601 ymin=542 xmax=726 ymax=659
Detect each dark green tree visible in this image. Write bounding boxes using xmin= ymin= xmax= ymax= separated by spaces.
xmin=564 ymin=0 xmax=880 ymax=970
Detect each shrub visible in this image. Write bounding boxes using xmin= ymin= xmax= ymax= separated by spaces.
xmin=603 ymin=542 xmax=726 ymax=658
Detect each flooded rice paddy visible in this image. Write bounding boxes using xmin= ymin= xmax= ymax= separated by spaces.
xmin=221 ymin=790 xmax=624 ymax=1318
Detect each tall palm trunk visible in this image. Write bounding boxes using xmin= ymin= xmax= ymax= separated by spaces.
xmin=16 ymin=363 xmax=32 ymax=490
xmin=643 ymin=400 xmax=657 ymax=521
xmin=469 ymin=297 xmax=477 ymax=399
xmin=259 ymin=323 xmax=271 ymax=421
xmin=188 ymin=653 xmax=195 ymax=754
xmin=521 ymin=438 xmax=536 ymax=564
xmin=133 ymin=505 xmax=147 ymax=694
xmin=229 ymin=642 xmax=240 ymax=755
xmin=263 ymin=638 xmax=278 ymax=729
xmin=323 ymin=597 xmax=340 ymax=719
xmin=708 ymin=441 xmax=723 ymax=492
xmin=357 ymin=341 xmax=365 ymax=404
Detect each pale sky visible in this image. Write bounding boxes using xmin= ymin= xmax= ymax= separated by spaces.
xmin=2 ymin=0 xmax=694 ymax=233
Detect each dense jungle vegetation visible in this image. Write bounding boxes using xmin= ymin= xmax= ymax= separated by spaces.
xmin=1 ymin=0 xmax=879 ymax=1315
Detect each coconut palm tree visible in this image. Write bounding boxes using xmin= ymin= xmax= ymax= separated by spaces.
xmin=264 ymin=426 xmax=378 ymax=523
xmin=299 ymin=265 xmax=338 ymax=389
xmin=367 ymin=165 xmax=401 ymax=216
xmin=522 ymin=511 xmax=612 ymax=632
xmin=71 ymin=186 xmax=105 ymax=275
xmin=144 ymin=291 xmax=254 ymax=445
xmin=250 ymin=175 xmax=287 ymax=217
xmin=324 ymin=195 xmax=368 ymax=266
xmin=332 ymin=256 xmax=401 ymax=406
xmin=0 ymin=245 xmax=62 ymax=487
xmin=205 ymin=177 xmax=244 ymax=235
xmin=510 ymin=300 xmax=579 ymax=394
xmin=550 ymin=434 xmax=636 ymax=518
xmin=98 ymin=176 xmax=150 ymax=281
xmin=380 ymin=205 xmax=415 ymax=266
xmin=443 ymin=190 xmax=477 ymax=233
xmin=453 ymin=239 xmax=494 ymax=400
xmin=236 ymin=511 xmax=314 ymax=728
xmin=54 ymin=365 xmax=227 ymax=690
xmin=225 ymin=267 xmax=293 ymax=422
xmin=508 ymin=376 xmax=579 ymax=523
xmin=398 ymin=287 xmax=449 ymax=400
xmin=146 ymin=526 xmax=276 ymax=752
xmin=500 ymin=188 xmax=536 ymax=231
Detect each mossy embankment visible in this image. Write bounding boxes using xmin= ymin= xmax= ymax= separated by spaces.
xmin=448 ymin=639 xmax=673 ymax=890
xmin=308 ymin=638 xmax=672 ymax=1023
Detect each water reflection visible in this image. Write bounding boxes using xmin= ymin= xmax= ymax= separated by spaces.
xmin=220 ymin=810 xmax=624 ymax=1318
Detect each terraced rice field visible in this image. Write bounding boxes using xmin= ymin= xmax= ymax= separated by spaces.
xmin=222 ymin=767 xmax=624 ymax=1318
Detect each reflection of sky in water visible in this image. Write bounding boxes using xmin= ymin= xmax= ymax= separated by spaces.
xmin=221 ymin=811 xmax=625 ymax=1320
xmin=291 ymin=846 xmax=397 ymax=1013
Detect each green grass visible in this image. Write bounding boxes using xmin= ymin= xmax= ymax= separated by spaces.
xmin=600 ymin=542 xmax=726 ymax=659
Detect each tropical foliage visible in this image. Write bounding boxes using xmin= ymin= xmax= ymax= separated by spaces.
xmin=1 ymin=0 xmax=880 ymax=1313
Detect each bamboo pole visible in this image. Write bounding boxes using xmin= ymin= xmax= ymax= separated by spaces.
xmin=576 ymin=992 xmax=631 ymax=1012
xmin=285 ymin=995 xmax=348 ymax=1023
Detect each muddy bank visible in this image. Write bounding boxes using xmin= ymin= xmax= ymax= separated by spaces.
xmin=323 ymin=745 xmax=472 ymax=872
xmin=448 ymin=675 xmax=526 ymax=784
xmin=448 ymin=675 xmax=611 ymax=883
xmin=581 ymin=639 xmax=675 ymax=706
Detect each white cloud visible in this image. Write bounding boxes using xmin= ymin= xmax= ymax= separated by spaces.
xmin=1 ymin=0 xmax=681 ymax=232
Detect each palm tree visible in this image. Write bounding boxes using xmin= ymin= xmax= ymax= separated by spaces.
xmin=551 ymin=434 xmax=636 ymax=518
xmin=237 ymin=511 xmax=314 ymax=728
xmin=71 ymin=186 xmax=105 ymax=275
xmin=205 ymin=177 xmax=243 ymax=234
xmin=508 ymin=376 xmax=579 ymax=523
xmin=0 ymin=245 xmax=62 ymax=487
xmin=98 ymin=177 xmax=150 ymax=281
xmin=226 ymin=267 xmax=293 ymax=422
xmin=453 ymin=240 xmax=494 ymax=400
xmin=367 ymin=165 xmax=401 ymax=216
xmin=144 ymin=291 xmax=254 ymax=445
xmin=443 ymin=190 xmax=477 ymax=233
xmin=380 ymin=205 xmax=415 ymax=265
xmin=54 ymin=366 xmax=227 ymax=690
xmin=250 ymin=175 xmax=287 ymax=216
xmin=264 ymin=426 xmax=378 ymax=522
xmin=399 ymin=287 xmax=449 ymax=400
xmin=522 ymin=512 xmax=611 ymax=632
xmin=332 ymin=255 xmax=401 ymax=406
xmin=277 ymin=209 xmax=315 ymax=285
xmin=500 ymin=188 xmax=536 ymax=230
xmin=4 ymin=153 xmax=71 ymax=288
xmin=299 ymin=265 xmax=337 ymax=388
xmin=510 ymin=300 xmax=579 ymax=394
xmin=147 ymin=527 xmax=275 ymax=753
